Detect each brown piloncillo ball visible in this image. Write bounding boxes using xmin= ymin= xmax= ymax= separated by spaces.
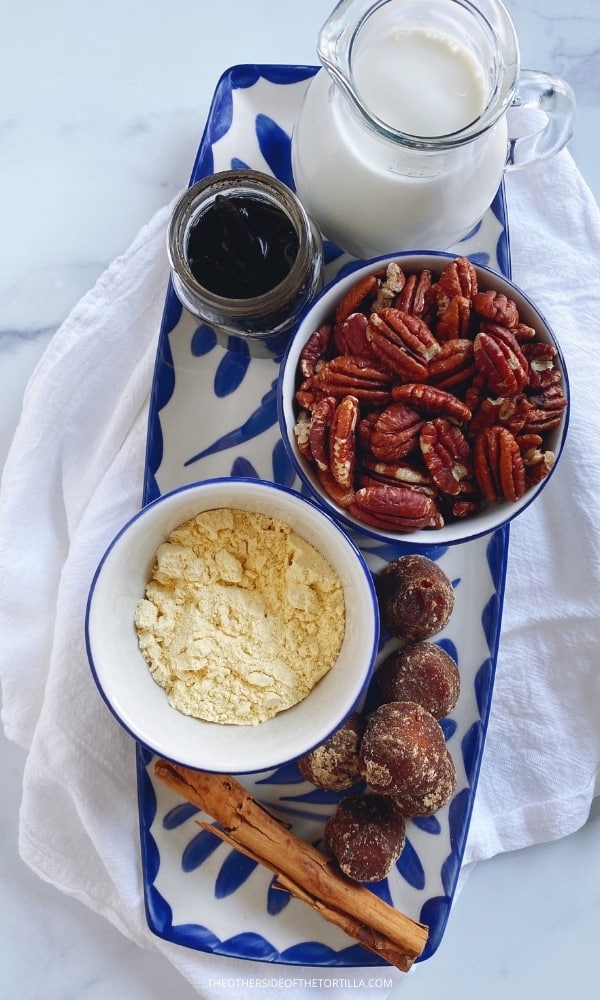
xmin=359 ymin=700 xmax=448 ymax=797
xmin=377 ymin=641 xmax=460 ymax=719
xmin=324 ymin=792 xmax=406 ymax=883
xmin=391 ymin=747 xmax=456 ymax=817
xmin=377 ymin=554 xmax=454 ymax=642
xmin=297 ymin=711 xmax=365 ymax=791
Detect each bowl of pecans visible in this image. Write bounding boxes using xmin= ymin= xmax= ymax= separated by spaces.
xmin=278 ymin=252 xmax=569 ymax=545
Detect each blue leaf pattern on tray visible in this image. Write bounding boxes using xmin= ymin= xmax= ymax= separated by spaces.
xmin=255 ymin=761 xmax=304 ymax=785
xmin=419 ymin=896 xmax=449 ymax=958
xmin=281 ymin=786 xmax=353 ymax=806
xmin=230 ymin=456 xmax=259 ymax=479
xmin=461 ymin=721 xmax=483 ymax=780
xmin=215 ymin=933 xmax=278 ymax=961
xmin=191 ymin=325 xmax=217 ymax=356
xmin=267 ymin=876 xmax=292 ymax=916
xmin=448 ymin=788 xmax=472 ymax=852
xmin=396 ymin=836 xmax=425 ymax=890
xmin=215 ymin=849 xmax=259 ymax=898
xmin=207 ymin=76 xmax=234 ymax=145
xmin=259 ymin=65 xmax=318 ymax=87
xmin=137 ymin=64 xmax=512 ymax=970
xmin=137 ymin=764 xmax=161 ymax=882
xmin=441 ymin=845 xmax=461 ymax=896
xmin=182 ymin=829 xmax=223 ymax=872
xmin=474 ymin=656 xmax=494 ymax=718
xmin=412 ymin=814 xmax=442 ymax=835
xmin=272 ymin=436 xmax=296 ymax=486
xmin=281 ymin=940 xmax=358 ymax=966
xmin=146 ymin=882 xmax=174 ymax=932
xmin=144 ymin=294 xmax=180 ymax=504
xmin=214 ymin=344 xmax=251 ymax=396
xmin=142 ymin=817 xmax=162 ymax=885
xmin=323 ymin=240 xmax=346 ymax=265
xmin=171 ymin=922 xmax=223 ymax=953
xmin=440 ymin=717 xmax=458 ymax=741
xmin=162 ymin=283 xmax=183 ymax=336
xmin=437 ymin=636 xmax=458 ymax=661
xmin=459 ymin=219 xmax=482 ymax=242
xmin=163 ymin=802 xmax=199 ymax=829
xmin=230 ymin=65 xmax=264 ymax=89
xmin=184 ymin=382 xmax=278 ymax=466
xmin=256 ymin=114 xmax=295 ymax=190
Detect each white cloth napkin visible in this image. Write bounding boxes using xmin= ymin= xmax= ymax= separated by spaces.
xmin=1 ymin=150 xmax=600 ymax=997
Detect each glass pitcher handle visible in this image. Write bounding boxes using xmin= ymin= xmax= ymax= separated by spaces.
xmin=506 ymin=70 xmax=576 ymax=170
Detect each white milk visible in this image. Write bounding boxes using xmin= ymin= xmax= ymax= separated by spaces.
xmin=353 ymin=28 xmax=488 ymax=136
xmin=292 ymin=26 xmax=508 ymax=256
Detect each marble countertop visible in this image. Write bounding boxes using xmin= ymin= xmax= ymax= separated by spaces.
xmin=1 ymin=2 xmax=599 ymax=998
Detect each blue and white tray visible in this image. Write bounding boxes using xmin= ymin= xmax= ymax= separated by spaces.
xmin=136 ymin=64 xmax=511 ymax=967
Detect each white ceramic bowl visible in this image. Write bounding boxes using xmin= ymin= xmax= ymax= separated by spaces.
xmin=278 ymin=251 xmax=570 ymax=546
xmin=85 ymin=478 xmax=379 ymax=773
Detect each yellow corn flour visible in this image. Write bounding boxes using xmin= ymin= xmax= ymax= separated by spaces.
xmin=134 ymin=507 xmax=345 ymax=725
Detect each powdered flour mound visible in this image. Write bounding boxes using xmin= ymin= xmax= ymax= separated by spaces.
xmin=134 ymin=507 xmax=345 ymax=724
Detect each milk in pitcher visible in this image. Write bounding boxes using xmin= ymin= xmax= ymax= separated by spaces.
xmin=354 ymin=27 xmax=488 ymax=136
xmin=292 ymin=25 xmax=509 ymax=256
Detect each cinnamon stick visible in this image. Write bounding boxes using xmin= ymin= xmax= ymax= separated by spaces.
xmin=153 ymin=760 xmax=428 ymax=970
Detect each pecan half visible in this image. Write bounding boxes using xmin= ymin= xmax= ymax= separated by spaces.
xmin=472 ymin=290 xmax=519 ymax=329
xmin=334 ymin=313 xmax=377 ymax=359
xmin=306 ymin=355 xmax=393 ymax=406
xmin=523 ymin=385 xmax=568 ymax=433
xmin=468 ymin=394 xmax=529 ymax=439
xmin=522 ymin=384 xmax=567 ymax=434
xmin=366 ymin=313 xmax=429 ymax=381
xmin=474 ymin=327 xmax=529 ymax=396
xmin=335 ymin=273 xmax=379 ymax=324
xmin=293 ymin=409 xmax=312 ymax=460
xmin=427 ymin=338 xmax=475 ymax=391
xmin=369 ymin=403 xmax=426 ymax=461
xmin=473 ymin=426 xmax=526 ymax=502
xmin=378 ymin=308 xmax=441 ymax=362
xmin=372 ymin=261 xmax=406 ymax=312
xmin=394 ymin=268 xmax=432 ymax=317
xmin=329 ymin=395 xmax=359 ymax=487
xmin=436 ymin=295 xmax=471 ymax=341
xmin=361 ymin=457 xmax=436 ymax=493
xmin=308 ymin=396 xmax=336 ymax=471
xmin=299 ymin=323 xmax=332 ymax=378
xmin=514 ymin=322 xmax=537 ymax=341
xmin=316 ymin=466 xmax=355 ymax=508
xmin=420 ymin=418 xmax=472 ymax=496
xmin=521 ymin=341 xmax=562 ymax=389
xmin=522 ymin=446 xmax=555 ymax=487
xmin=350 ymin=484 xmax=441 ymax=532
xmin=391 ymin=383 xmax=472 ymax=425
xmin=436 ymin=256 xmax=478 ymax=308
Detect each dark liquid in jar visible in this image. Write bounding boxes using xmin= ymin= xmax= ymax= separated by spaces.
xmin=186 ymin=195 xmax=300 ymax=299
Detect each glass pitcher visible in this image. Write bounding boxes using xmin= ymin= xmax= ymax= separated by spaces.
xmin=291 ymin=0 xmax=576 ymax=258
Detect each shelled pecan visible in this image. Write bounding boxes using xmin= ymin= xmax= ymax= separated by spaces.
xmin=292 ymin=258 xmax=567 ymax=531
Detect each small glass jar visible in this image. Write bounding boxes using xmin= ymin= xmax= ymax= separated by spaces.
xmin=167 ymin=169 xmax=324 ymax=356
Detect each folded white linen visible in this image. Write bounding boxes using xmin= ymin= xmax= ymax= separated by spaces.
xmin=1 ymin=150 xmax=599 ymax=996
xmin=465 ymin=152 xmax=600 ymax=861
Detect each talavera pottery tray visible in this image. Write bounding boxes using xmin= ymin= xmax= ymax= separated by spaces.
xmin=136 ymin=64 xmax=510 ymax=966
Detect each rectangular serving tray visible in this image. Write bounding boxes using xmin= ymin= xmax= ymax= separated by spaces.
xmin=136 ymin=64 xmax=511 ymax=967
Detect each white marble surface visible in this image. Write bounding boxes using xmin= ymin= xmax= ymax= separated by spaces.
xmin=1 ymin=1 xmax=599 ymax=997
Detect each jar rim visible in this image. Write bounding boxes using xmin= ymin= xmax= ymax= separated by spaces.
xmin=167 ymin=169 xmax=321 ymax=319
